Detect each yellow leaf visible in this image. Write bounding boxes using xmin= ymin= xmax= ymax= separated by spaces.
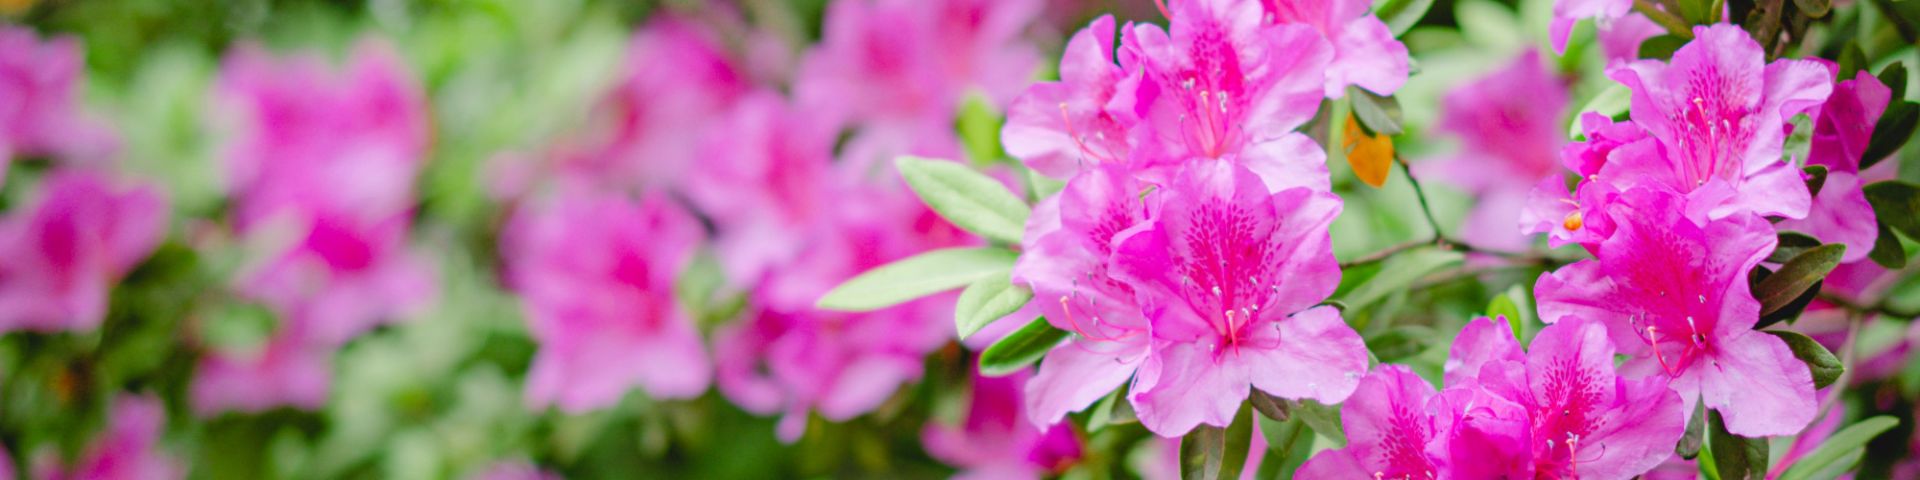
xmin=1344 ymin=113 xmax=1394 ymax=188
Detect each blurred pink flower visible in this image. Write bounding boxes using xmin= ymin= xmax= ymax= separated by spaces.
xmin=0 ymin=170 xmax=166 ymax=333
xmin=559 ymin=16 xmax=750 ymax=190
xmin=468 ymin=461 xmax=561 ymax=480
xmin=1596 ymin=14 xmax=1663 ymax=63
xmin=1011 ymin=164 xmax=1152 ymax=428
xmin=1549 ymin=0 xmax=1632 ymax=53
xmin=1535 ymin=188 xmax=1815 ymax=437
xmin=1297 ymin=365 xmax=1444 ymax=478
xmin=191 ymin=332 xmax=331 ymax=414
xmin=927 ymin=0 xmax=1044 ymax=106
xmin=1001 ymin=15 xmax=1138 ymax=179
xmin=1110 ymin=163 xmax=1362 ymax=436
xmin=37 ymin=396 xmax=181 ymax=480
xmin=1258 ymin=0 xmax=1410 ymax=97
xmin=923 ymin=369 xmax=1083 ymax=480
xmin=1421 ymin=50 xmax=1569 ymax=251
xmin=232 ymin=211 xmax=435 ymax=346
xmin=796 ymin=0 xmax=1038 ymax=134
xmin=502 ymin=191 xmax=709 ymax=412
xmin=0 ymin=26 xmax=119 ymax=171
xmin=1779 ymin=70 xmax=1892 ymax=263
xmin=685 ymin=91 xmax=840 ymax=286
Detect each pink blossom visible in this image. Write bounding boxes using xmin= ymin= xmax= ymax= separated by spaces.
xmin=1124 ymin=0 xmax=1332 ymax=187
xmin=1602 ymin=24 xmax=1829 ymax=221
xmin=1420 ymin=51 xmax=1569 ymax=251
xmin=1001 ymin=15 xmax=1138 ymax=179
xmin=1549 ymin=0 xmax=1633 ymax=53
xmin=1257 ymin=0 xmax=1411 ymax=97
xmin=0 ymin=26 xmax=119 ymax=171
xmin=1535 ymin=188 xmax=1816 ymax=436
xmin=794 ymin=0 xmax=958 ymax=132
xmin=1296 ymin=365 xmax=1444 ymax=479
xmin=1779 ymin=70 xmax=1892 ymax=263
xmin=502 ymin=191 xmax=710 ymax=412
xmin=37 ymin=396 xmax=182 ymax=480
xmin=1013 ymin=164 xmax=1154 ymax=428
xmin=923 ymin=369 xmax=1083 ymax=480
xmin=232 ymin=211 xmax=435 ymax=346
xmin=685 ymin=92 xmax=840 ymax=286
xmin=191 ymin=331 xmax=331 ymax=415
xmin=1596 ymin=14 xmax=1664 ymax=63
xmin=559 ymin=16 xmax=749 ymax=189
xmin=1110 ymin=162 xmax=1363 ymax=436
xmin=925 ymin=0 xmax=1044 ymax=106
xmin=0 ymin=170 xmax=165 ymax=333
xmin=1428 ymin=384 xmax=1535 ymax=478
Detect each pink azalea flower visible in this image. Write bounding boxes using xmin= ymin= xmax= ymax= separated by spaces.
xmin=1001 ymin=15 xmax=1138 ymax=179
xmin=37 ymin=396 xmax=182 ymax=480
xmin=1012 ymin=165 xmax=1153 ymax=428
xmin=1452 ymin=316 xmax=1687 ymax=479
xmin=1535 ymin=188 xmax=1816 ymax=436
xmin=1428 ymin=383 xmax=1536 ymax=478
xmin=0 ymin=170 xmax=166 ymax=333
xmin=1778 ymin=70 xmax=1892 ymax=263
xmin=925 ymin=0 xmax=1044 ymax=107
xmin=0 ymin=26 xmax=119 ymax=171
xmin=1296 ymin=365 xmax=1445 ymax=478
xmin=1123 ymin=0 xmax=1332 ymax=188
xmin=1596 ymin=14 xmax=1664 ymax=63
xmin=1257 ymin=0 xmax=1411 ymax=97
xmin=501 ymin=191 xmax=710 ymax=412
xmin=1602 ymin=24 xmax=1830 ymax=221
xmin=190 ymin=331 xmax=331 ymax=414
xmin=923 ymin=369 xmax=1083 ymax=480
xmin=1110 ymin=162 xmax=1363 ymax=436
xmin=794 ymin=0 xmax=961 ymax=132
xmin=560 ymin=16 xmax=749 ymax=189
xmin=1420 ymin=50 xmax=1569 ymax=251
xmin=232 ymin=211 xmax=435 ymax=346
xmin=685 ymin=91 xmax=841 ymax=286
xmin=1548 ymin=0 xmax=1633 ymax=53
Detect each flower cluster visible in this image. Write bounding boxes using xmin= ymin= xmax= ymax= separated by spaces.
xmin=1000 ymin=0 xmax=1410 ymax=437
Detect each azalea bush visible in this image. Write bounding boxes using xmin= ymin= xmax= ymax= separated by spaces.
xmin=3 ymin=0 xmax=1920 ymax=478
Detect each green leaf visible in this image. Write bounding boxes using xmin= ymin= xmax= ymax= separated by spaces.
xmin=1349 ymin=87 xmax=1403 ymax=136
xmin=1708 ymin=410 xmax=1769 ymax=480
xmin=817 ymin=247 xmax=1018 ymax=311
xmin=1870 ymin=222 xmax=1909 ymax=269
xmin=1803 ymin=165 xmax=1829 ymax=197
xmin=1766 ymin=330 xmax=1845 ymax=388
xmin=1866 ymin=181 xmax=1920 ymax=240
xmin=895 ymin=156 xmax=1031 ymax=244
xmin=957 ymin=96 xmax=1006 ymax=166
xmin=1569 ymin=84 xmax=1631 ymax=139
xmin=1864 ymin=102 xmax=1919 ymax=170
xmin=1777 ymin=416 xmax=1899 ymax=480
xmin=954 ymin=274 xmax=1032 ymax=340
xmin=1678 ymin=0 xmax=1718 ymax=25
xmin=1677 ymin=402 xmax=1706 ymax=459
xmin=1255 ymin=414 xmax=1317 ymax=480
xmin=1488 ymin=291 xmax=1523 ymax=339
xmin=1880 ymin=62 xmax=1909 ymax=102
xmin=1250 ymin=389 xmax=1290 ymax=422
xmin=1752 ymin=244 xmax=1845 ymax=318
xmin=1639 ymin=34 xmax=1687 ymax=60
xmin=1366 ymin=325 xmax=1435 ymax=362
xmin=1337 ymin=247 xmax=1464 ymax=311
xmin=1181 ymin=403 xmax=1255 ymax=480
xmin=1087 ymin=385 xmax=1137 ymax=431
xmin=978 ymin=316 xmax=1070 ymax=376
xmin=1290 ymin=400 xmax=1347 ymax=447
xmin=1837 ymin=42 xmax=1869 ymax=80
xmin=1376 ymin=0 xmax=1438 ymax=36
xmin=1767 ymin=232 xmax=1825 ymax=264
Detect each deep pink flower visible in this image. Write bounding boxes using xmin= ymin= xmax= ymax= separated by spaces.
xmin=1258 ymin=0 xmax=1411 ymax=97
xmin=1428 ymin=384 xmax=1535 ymax=478
xmin=685 ymin=91 xmax=841 ymax=286
xmin=232 ymin=211 xmax=434 ymax=347
xmin=1001 ymin=15 xmax=1138 ymax=179
xmin=794 ymin=0 xmax=960 ymax=132
xmin=924 ymin=369 xmax=1083 ymax=480
xmin=560 ymin=16 xmax=749 ymax=189
xmin=1453 ymin=316 xmax=1687 ymax=479
xmin=0 ymin=170 xmax=165 ymax=333
xmin=37 ymin=396 xmax=181 ymax=480
xmin=0 ymin=26 xmax=119 ymax=171
xmin=1296 ymin=365 xmax=1444 ymax=479
xmin=925 ymin=0 xmax=1044 ymax=107
xmin=1603 ymin=24 xmax=1829 ymax=221
xmin=191 ymin=332 xmax=331 ymax=414
xmin=1110 ymin=163 xmax=1362 ymax=436
xmin=1420 ymin=50 xmax=1569 ymax=250
xmin=1778 ymin=70 xmax=1892 ymax=263
xmin=1012 ymin=164 xmax=1153 ymax=428
xmin=1124 ymin=0 xmax=1332 ymax=184
xmin=1536 ymin=188 xmax=1815 ymax=436
xmin=502 ymin=191 xmax=710 ymax=412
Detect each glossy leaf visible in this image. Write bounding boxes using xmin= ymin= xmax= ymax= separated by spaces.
xmin=954 ymin=274 xmax=1032 ymax=340
xmin=1766 ymin=330 xmax=1844 ymax=389
xmin=1709 ymin=410 xmax=1768 ymax=480
xmin=895 ymin=156 xmax=1031 ymax=244
xmin=1752 ymin=244 xmax=1845 ymax=318
xmin=978 ymin=316 xmax=1069 ymax=376
xmin=817 ymin=247 xmax=1018 ymax=311
xmin=1180 ymin=403 xmax=1255 ymax=480
xmin=1866 ymin=181 xmax=1920 ymax=240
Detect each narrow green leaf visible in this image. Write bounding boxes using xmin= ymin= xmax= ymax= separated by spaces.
xmin=1337 ymin=247 xmax=1464 ymax=311
xmin=1366 ymin=325 xmax=1435 ymax=362
xmin=1250 ymin=389 xmax=1290 ymax=422
xmin=1255 ymin=414 xmax=1317 ymax=480
xmin=1864 ymin=102 xmax=1919 ymax=170
xmin=1569 ymin=84 xmax=1631 ymax=139
xmin=1837 ymin=42 xmax=1869 ymax=79
xmin=1376 ymin=0 xmax=1438 ymax=35
xmin=895 ymin=156 xmax=1031 ymax=244
xmin=1804 ymin=165 xmax=1829 ymax=197
xmin=817 ymin=247 xmax=1018 ymax=311
xmin=1181 ymin=403 xmax=1254 ymax=480
xmin=1488 ymin=292 xmax=1522 ymax=339
xmin=1765 ymin=330 xmax=1845 ymax=388
xmin=1867 ymin=181 xmax=1920 ymax=240
xmin=1639 ymin=35 xmax=1686 ymax=59
xmin=1870 ymin=222 xmax=1909 ymax=269
xmin=1677 ymin=402 xmax=1706 ymax=459
xmin=1768 ymin=232 xmax=1824 ymax=263
xmin=978 ymin=316 xmax=1069 ymax=376
xmin=1348 ymin=87 xmax=1403 ymax=136
xmin=1753 ymin=244 xmax=1845 ymax=318
xmin=1880 ymin=62 xmax=1908 ymax=102
xmin=1290 ymin=400 xmax=1347 ymax=447
xmin=956 ymin=96 xmax=1006 ymax=166
xmin=954 ymin=274 xmax=1032 ymax=340
xmin=1708 ymin=410 xmax=1768 ymax=480
xmin=1678 ymin=0 xmax=1718 ymax=25
xmin=1777 ymin=416 xmax=1899 ymax=480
